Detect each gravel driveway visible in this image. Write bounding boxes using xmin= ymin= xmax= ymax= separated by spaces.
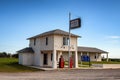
xmin=0 ymin=69 xmax=120 ymax=80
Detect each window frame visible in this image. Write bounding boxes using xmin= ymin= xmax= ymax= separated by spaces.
xmin=63 ymin=37 xmax=69 ymax=45
xmin=46 ymin=37 xmax=48 ymax=45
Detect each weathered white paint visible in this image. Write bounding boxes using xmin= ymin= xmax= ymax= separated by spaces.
xmin=18 ymin=53 xmax=23 ymax=64
xmin=57 ymin=51 xmax=62 ymax=63
xmin=29 ymin=35 xmax=78 ymax=67
xmin=29 ymin=35 xmax=54 ymax=66
xmin=75 ymin=50 xmax=78 ymax=68
xmin=52 ymin=49 xmax=57 ymax=68
xmin=54 ymin=35 xmax=77 ymax=51
xmin=19 ymin=31 xmax=106 ymax=68
xmin=19 ymin=53 xmax=33 ymax=65
xmin=40 ymin=52 xmax=43 ymax=66
xmin=47 ymin=53 xmax=52 ymax=66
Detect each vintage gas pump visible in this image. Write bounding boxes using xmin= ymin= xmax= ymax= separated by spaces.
xmin=70 ymin=56 xmax=73 ymax=68
xmin=59 ymin=55 xmax=64 ymax=68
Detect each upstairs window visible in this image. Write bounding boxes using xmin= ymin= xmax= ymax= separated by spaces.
xmin=63 ymin=37 xmax=69 ymax=45
xmin=34 ymin=38 xmax=36 ymax=46
xmin=46 ymin=37 xmax=48 ymax=45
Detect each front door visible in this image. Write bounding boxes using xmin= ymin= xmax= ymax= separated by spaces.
xmin=43 ymin=54 xmax=48 ymax=65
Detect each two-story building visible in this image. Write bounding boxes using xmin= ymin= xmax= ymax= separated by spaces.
xmin=18 ymin=29 xmax=108 ymax=69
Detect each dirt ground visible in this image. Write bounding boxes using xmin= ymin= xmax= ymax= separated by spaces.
xmin=0 ymin=69 xmax=120 ymax=80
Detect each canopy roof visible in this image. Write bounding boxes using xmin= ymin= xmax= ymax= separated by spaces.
xmin=78 ymin=46 xmax=108 ymax=53
xmin=17 ymin=47 xmax=34 ymax=53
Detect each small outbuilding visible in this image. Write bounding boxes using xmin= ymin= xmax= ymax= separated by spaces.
xmin=18 ymin=47 xmax=34 ymax=66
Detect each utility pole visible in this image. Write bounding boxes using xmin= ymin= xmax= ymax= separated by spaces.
xmin=68 ymin=12 xmax=71 ymax=68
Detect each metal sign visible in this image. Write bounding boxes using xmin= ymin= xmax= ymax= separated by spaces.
xmin=70 ymin=18 xmax=81 ymax=29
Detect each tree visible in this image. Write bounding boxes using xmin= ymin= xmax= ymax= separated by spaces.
xmin=0 ymin=52 xmax=7 ymax=57
xmin=12 ymin=53 xmax=18 ymax=58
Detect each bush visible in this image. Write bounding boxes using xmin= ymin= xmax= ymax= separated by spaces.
xmin=109 ymin=58 xmax=120 ymax=62
xmin=0 ymin=52 xmax=18 ymax=58
xmin=12 ymin=53 xmax=18 ymax=58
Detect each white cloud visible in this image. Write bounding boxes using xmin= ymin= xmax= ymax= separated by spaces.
xmin=104 ymin=36 xmax=120 ymax=44
xmin=107 ymin=36 xmax=120 ymax=39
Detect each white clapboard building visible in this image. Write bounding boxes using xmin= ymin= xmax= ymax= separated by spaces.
xmin=18 ymin=29 xmax=108 ymax=68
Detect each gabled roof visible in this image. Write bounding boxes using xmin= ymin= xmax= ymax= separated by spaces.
xmin=17 ymin=47 xmax=34 ymax=53
xmin=78 ymin=46 xmax=108 ymax=53
xmin=27 ymin=29 xmax=80 ymax=39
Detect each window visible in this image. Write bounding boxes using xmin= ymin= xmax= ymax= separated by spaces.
xmin=46 ymin=37 xmax=48 ymax=45
xmin=63 ymin=37 xmax=69 ymax=45
xmin=34 ymin=38 xmax=36 ymax=46
xmin=95 ymin=54 xmax=98 ymax=59
xmin=95 ymin=56 xmax=96 ymax=59
xmin=51 ymin=53 xmax=53 ymax=61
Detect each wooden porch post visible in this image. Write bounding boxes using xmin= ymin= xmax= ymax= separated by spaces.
xmin=52 ymin=49 xmax=57 ymax=69
xmin=106 ymin=53 xmax=109 ymax=62
xmin=87 ymin=52 xmax=89 ymax=56
xmin=75 ymin=50 xmax=78 ymax=68
xmin=80 ymin=52 xmax=83 ymax=66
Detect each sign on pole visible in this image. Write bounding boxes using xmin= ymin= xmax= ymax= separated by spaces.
xmin=68 ymin=13 xmax=81 ymax=68
xmin=70 ymin=18 xmax=81 ymax=29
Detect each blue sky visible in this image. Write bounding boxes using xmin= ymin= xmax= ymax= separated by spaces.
xmin=0 ymin=0 xmax=120 ymax=58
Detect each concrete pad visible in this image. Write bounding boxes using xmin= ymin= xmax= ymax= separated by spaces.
xmin=29 ymin=66 xmax=56 ymax=71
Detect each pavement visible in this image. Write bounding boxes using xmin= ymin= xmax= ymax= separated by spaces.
xmin=0 ymin=69 xmax=120 ymax=80
xmin=29 ymin=65 xmax=119 ymax=71
xmin=29 ymin=66 xmax=56 ymax=70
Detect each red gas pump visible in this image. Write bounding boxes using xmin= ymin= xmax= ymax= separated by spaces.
xmin=70 ymin=57 xmax=73 ymax=68
xmin=59 ymin=55 xmax=64 ymax=68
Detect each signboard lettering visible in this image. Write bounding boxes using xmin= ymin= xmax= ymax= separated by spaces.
xmin=70 ymin=18 xmax=81 ymax=29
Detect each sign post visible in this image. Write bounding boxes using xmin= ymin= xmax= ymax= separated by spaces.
xmin=68 ymin=12 xmax=81 ymax=68
xmin=68 ymin=13 xmax=71 ymax=68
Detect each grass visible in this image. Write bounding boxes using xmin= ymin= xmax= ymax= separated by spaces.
xmin=90 ymin=61 xmax=120 ymax=64
xmin=0 ymin=58 xmax=43 ymax=72
xmin=79 ymin=61 xmax=120 ymax=65
xmin=1 ymin=58 xmax=119 ymax=72
xmin=78 ymin=61 xmax=120 ymax=67
xmin=65 ymin=61 xmax=120 ymax=67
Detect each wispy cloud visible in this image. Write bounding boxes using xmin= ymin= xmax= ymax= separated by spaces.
xmin=104 ymin=36 xmax=120 ymax=44
xmin=107 ymin=36 xmax=120 ymax=39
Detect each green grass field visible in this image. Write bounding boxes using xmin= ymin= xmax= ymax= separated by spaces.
xmin=65 ymin=61 xmax=120 ymax=67
xmin=79 ymin=61 xmax=120 ymax=65
xmin=0 ymin=58 xmax=43 ymax=72
xmin=0 ymin=58 xmax=120 ymax=72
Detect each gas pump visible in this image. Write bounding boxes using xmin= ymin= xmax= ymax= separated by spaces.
xmin=70 ymin=56 xmax=73 ymax=68
xmin=59 ymin=55 xmax=64 ymax=68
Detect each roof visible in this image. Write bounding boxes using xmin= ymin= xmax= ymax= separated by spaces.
xmin=27 ymin=29 xmax=80 ymax=39
xmin=17 ymin=46 xmax=108 ymax=53
xmin=78 ymin=46 xmax=108 ymax=53
xmin=17 ymin=47 xmax=34 ymax=53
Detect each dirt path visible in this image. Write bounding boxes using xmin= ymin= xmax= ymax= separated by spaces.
xmin=0 ymin=69 xmax=120 ymax=80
